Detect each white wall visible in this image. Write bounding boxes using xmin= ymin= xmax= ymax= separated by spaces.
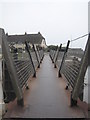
xmin=41 ymin=39 xmax=47 ymax=48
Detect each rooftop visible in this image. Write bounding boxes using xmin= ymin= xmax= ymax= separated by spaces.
xmin=7 ymin=32 xmax=45 ymax=44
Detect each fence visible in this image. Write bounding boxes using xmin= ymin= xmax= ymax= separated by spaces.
xmin=49 ymin=34 xmax=89 ymax=107
xmin=2 ymin=30 xmax=44 ymax=106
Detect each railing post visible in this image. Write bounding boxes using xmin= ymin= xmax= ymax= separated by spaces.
xmin=72 ymin=34 xmax=90 ymax=105
xmin=25 ymin=41 xmax=36 ymax=77
xmin=37 ymin=47 xmax=42 ymax=63
xmin=49 ymin=50 xmax=53 ymax=61
xmin=2 ymin=29 xmax=24 ymax=106
xmin=52 ymin=50 xmax=56 ymax=63
xmin=58 ymin=40 xmax=70 ymax=77
xmin=33 ymin=44 xmax=40 ymax=68
xmin=54 ymin=44 xmax=62 ymax=68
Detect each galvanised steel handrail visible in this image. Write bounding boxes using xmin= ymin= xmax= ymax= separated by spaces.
xmin=49 ymin=35 xmax=89 ymax=107
xmin=2 ymin=30 xmax=44 ymax=106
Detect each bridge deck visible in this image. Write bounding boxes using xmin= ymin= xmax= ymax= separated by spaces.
xmin=4 ymin=54 xmax=86 ymax=118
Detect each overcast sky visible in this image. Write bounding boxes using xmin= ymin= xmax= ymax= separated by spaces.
xmin=0 ymin=0 xmax=89 ymax=49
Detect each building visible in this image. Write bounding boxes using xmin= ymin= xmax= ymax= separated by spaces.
xmin=68 ymin=48 xmax=84 ymax=59
xmin=7 ymin=32 xmax=47 ymax=49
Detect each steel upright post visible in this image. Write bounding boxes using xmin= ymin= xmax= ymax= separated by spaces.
xmin=58 ymin=40 xmax=70 ymax=77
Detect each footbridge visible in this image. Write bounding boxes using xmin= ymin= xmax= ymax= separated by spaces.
xmin=0 ymin=29 xmax=90 ymax=119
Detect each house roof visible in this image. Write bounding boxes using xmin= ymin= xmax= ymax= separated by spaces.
xmin=7 ymin=32 xmax=45 ymax=44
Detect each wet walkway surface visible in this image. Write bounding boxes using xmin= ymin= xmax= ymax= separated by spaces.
xmin=4 ymin=54 xmax=85 ymax=118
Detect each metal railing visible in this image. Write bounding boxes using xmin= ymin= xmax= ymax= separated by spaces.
xmin=49 ymin=34 xmax=89 ymax=106
xmin=2 ymin=30 xmax=44 ymax=106
xmin=60 ymin=48 xmax=84 ymax=89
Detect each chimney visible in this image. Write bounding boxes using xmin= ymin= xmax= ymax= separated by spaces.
xmin=6 ymin=33 xmax=8 ymax=36
xmin=25 ymin=32 xmax=27 ymax=35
